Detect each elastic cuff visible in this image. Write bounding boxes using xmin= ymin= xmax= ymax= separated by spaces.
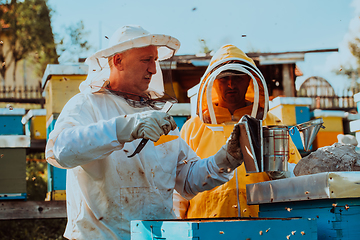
xmin=214 ymin=145 xmax=241 ymax=170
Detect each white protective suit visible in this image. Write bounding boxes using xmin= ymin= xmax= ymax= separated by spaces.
xmin=45 ymin=25 xmax=237 ymax=240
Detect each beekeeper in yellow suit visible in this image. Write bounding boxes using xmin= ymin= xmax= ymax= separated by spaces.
xmin=173 ymin=44 xmax=301 ymax=219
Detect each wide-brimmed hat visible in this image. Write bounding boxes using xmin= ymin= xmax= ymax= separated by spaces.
xmin=80 ymin=25 xmax=180 ymax=94
xmin=89 ymin=25 xmax=180 ymax=62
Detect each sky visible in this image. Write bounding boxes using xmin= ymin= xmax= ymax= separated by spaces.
xmin=47 ymin=0 xmax=359 ymax=96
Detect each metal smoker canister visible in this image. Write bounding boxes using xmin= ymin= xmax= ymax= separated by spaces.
xmin=263 ymin=125 xmax=289 ymax=172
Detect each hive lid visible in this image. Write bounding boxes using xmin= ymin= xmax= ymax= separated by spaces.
xmin=246 ymin=171 xmax=360 ymax=204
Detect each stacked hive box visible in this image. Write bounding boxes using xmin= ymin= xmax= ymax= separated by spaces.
xmin=269 ymin=97 xmax=313 ymax=152
xmin=312 ymin=109 xmax=345 ymax=149
xmin=22 ymin=109 xmax=47 ymax=139
xmin=0 ymin=108 xmax=30 ymax=200
xmin=42 ymin=64 xmax=88 ymax=200
xmin=21 ymin=109 xmax=47 ymax=151
xmin=247 ymin=172 xmax=360 ymax=240
xmin=350 ymin=92 xmax=360 ymax=148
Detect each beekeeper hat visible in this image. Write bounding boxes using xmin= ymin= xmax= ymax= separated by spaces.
xmin=79 ymin=25 xmax=181 ymax=94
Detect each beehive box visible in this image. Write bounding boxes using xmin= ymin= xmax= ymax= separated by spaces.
xmin=269 ymin=97 xmax=312 ymax=126
xmin=268 ymin=97 xmax=312 ymax=152
xmin=131 ymin=217 xmax=317 ymax=239
xmin=0 ymin=148 xmax=26 ymax=199
xmin=45 ymin=112 xmax=66 ymax=200
xmin=0 ymin=108 xmax=25 ymax=135
xmin=41 ymin=64 xmax=88 ymax=121
xmin=312 ymin=109 xmax=345 ymax=149
xmin=42 ymin=64 xmax=88 ymax=201
xmin=168 ymin=103 xmax=191 ymax=130
xmin=21 ymin=109 xmax=47 ymax=140
xmin=0 ymin=108 xmax=29 ymax=200
xmin=247 ymin=172 xmax=360 ymax=240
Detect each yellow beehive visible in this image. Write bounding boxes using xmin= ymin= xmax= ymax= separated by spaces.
xmin=314 ymin=131 xmax=343 ymax=149
xmin=21 ymin=109 xmax=47 ymax=140
xmin=312 ymin=110 xmax=345 ymax=148
xmin=45 ymin=190 xmax=66 ymax=201
xmin=269 ymin=97 xmax=312 ymax=126
xmin=312 ymin=110 xmax=345 ymax=133
xmin=41 ymin=64 xmax=88 ymax=201
xmin=41 ymin=64 xmax=88 ymax=122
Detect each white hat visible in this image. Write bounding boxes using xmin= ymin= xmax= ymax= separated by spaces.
xmin=79 ymin=25 xmax=180 ymax=94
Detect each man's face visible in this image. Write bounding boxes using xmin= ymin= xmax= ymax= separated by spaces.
xmin=214 ymin=74 xmax=251 ymax=109
xmin=111 ymin=45 xmax=158 ymax=96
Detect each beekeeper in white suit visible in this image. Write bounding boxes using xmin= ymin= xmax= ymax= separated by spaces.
xmin=45 ymin=25 xmax=245 ymax=240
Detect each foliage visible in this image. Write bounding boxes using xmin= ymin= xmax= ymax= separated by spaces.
xmin=0 ymin=0 xmax=59 ymax=81
xmin=56 ymin=20 xmax=92 ymax=64
xmin=0 ymin=0 xmax=92 ymax=82
xmin=26 ymin=155 xmax=47 ymax=201
xmin=336 ymin=37 xmax=360 ymax=79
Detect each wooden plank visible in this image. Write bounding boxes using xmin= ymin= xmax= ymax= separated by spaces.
xmin=0 ymin=201 xmax=66 ymax=220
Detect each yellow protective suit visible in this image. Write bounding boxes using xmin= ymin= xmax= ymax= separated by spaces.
xmin=177 ymin=44 xmax=301 ymax=218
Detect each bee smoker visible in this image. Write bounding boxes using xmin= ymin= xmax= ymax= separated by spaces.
xmin=238 ymin=115 xmax=324 ymax=173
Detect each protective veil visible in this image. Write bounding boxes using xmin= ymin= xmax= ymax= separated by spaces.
xmin=174 ymin=44 xmax=301 ymax=219
xmin=45 ymin=26 xmax=236 ymax=240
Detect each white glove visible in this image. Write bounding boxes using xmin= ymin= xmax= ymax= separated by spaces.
xmin=214 ymin=124 xmax=244 ymax=170
xmin=115 ymin=110 xmax=177 ymax=143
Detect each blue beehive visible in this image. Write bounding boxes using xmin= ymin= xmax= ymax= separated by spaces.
xmin=131 ymin=217 xmax=317 ymax=239
xmin=247 ymin=172 xmax=360 ymax=240
xmin=45 ymin=113 xmax=67 ymax=200
xmin=0 ymin=108 xmax=29 ymax=200
xmin=0 ymin=108 xmax=25 ymax=135
xmin=42 ymin=64 xmax=88 ymax=201
xmin=168 ymin=103 xmax=191 ymax=130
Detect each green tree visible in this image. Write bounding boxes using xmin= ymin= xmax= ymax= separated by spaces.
xmin=337 ymin=37 xmax=360 ymax=78
xmin=0 ymin=0 xmax=92 ymax=83
xmin=335 ymin=35 xmax=360 ymax=96
xmin=56 ymin=20 xmax=92 ymax=63
xmin=0 ymin=0 xmax=59 ymax=82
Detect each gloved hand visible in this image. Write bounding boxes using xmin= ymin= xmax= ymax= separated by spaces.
xmin=115 ymin=111 xmax=177 ymax=143
xmin=214 ymin=123 xmax=244 ymax=170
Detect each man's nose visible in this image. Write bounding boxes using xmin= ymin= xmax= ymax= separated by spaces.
xmin=148 ymin=60 xmax=157 ymax=74
xmin=228 ymin=79 xmax=236 ymax=88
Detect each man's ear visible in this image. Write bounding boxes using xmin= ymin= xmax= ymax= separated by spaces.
xmin=113 ymin=54 xmax=124 ymax=71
